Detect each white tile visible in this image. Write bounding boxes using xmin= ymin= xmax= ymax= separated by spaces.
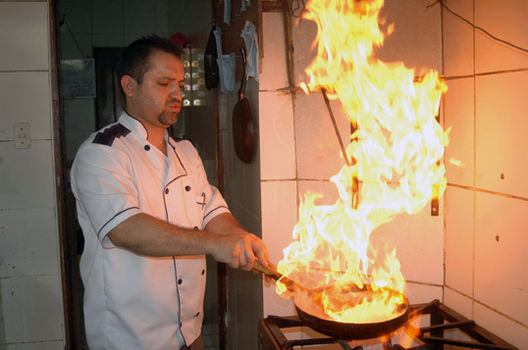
xmin=475 ymin=0 xmax=528 ymax=73
xmin=444 ymin=287 xmax=473 ymax=320
xmin=1 ymin=276 xmax=64 ymax=343
xmin=0 ymin=2 xmax=49 ymax=71
xmin=63 ymin=99 xmax=96 ymax=133
xmin=474 ymin=302 xmax=528 ymax=350
xmin=0 ymin=208 xmax=59 ymax=278
xmin=260 ymin=181 xmax=298 ymax=264
xmin=0 ymin=140 xmax=55 ymax=210
xmin=262 ymin=283 xmax=297 ymax=317
xmin=444 ymin=77 xmax=475 ymax=187
xmin=404 ymin=282 xmax=442 ymax=305
xmin=373 ymin=203 xmax=444 ymax=285
xmin=0 ymin=72 xmax=52 ymax=141
xmin=475 ymin=192 xmax=528 ymax=325
xmin=260 ymin=12 xmax=289 ymax=90
xmin=298 ymin=180 xmax=339 ymax=206
xmin=475 ymin=72 xmax=528 ymax=198
xmin=259 ymin=91 xmax=295 ymax=180
xmin=124 ymin=2 xmax=158 ymax=35
xmin=294 ymin=93 xmax=350 ymax=180
xmin=91 ymin=2 xmax=123 ymax=35
xmin=292 ymin=12 xmax=318 ymax=86
xmin=6 ymin=341 xmax=64 ymax=350
xmin=259 ymin=180 xmax=297 ymax=319
xmin=377 ymin=0 xmax=442 ymax=72
xmin=444 ymin=186 xmax=474 ymax=296
xmin=475 ymin=31 xmax=528 ymax=74
xmin=443 ymin=0 xmax=474 ymax=77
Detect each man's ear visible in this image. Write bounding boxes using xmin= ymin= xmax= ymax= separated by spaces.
xmin=120 ymin=75 xmax=137 ymax=97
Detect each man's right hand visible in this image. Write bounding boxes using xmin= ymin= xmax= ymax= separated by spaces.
xmin=209 ymin=231 xmax=269 ymax=270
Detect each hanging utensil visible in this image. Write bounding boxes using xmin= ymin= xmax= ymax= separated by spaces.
xmin=232 ymin=47 xmax=255 ymax=163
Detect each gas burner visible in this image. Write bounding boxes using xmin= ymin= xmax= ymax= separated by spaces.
xmin=259 ymin=300 xmax=518 ymax=349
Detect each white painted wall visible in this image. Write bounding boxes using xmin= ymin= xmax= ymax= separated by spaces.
xmin=442 ymin=0 xmax=528 ymax=348
xmin=0 ymin=2 xmax=65 ymax=349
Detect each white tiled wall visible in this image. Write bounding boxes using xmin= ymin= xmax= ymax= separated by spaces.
xmin=474 ymin=0 xmax=528 ymax=74
xmin=258 ymin=1 xmax=528 ymax=348
xmin=0 ymin=1 xmax=64 ymax=349
xmin=259 ymin=12 xmax=299 ymax=318
xmin=475 ymin=72 xmax=528 ymax=198
xmin=259 ymin=0 xmax=445 ymax=320
xmin=475 ymin=192 xmax=528 ymax=326
xmin=443 ymin=0 xmax=528 ymax=347
xmin=442 ymin=0 xmax=474 ymax=77
xmin=378 ymin=0 xmax=442 ymax=71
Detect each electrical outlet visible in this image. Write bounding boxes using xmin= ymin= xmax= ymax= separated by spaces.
xmin=14 ymin=123 xmax=31 ymax=149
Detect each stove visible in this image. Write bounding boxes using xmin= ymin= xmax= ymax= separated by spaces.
xmin=259 ymin=300 xmax=518 ymax=349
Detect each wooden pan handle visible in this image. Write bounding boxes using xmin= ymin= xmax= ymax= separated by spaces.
xmin=253 ymin=261 xmax=283 ymax=281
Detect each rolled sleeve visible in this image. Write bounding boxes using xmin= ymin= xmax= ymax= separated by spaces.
xmin=202 ymin=185 xmax=230 ymax=228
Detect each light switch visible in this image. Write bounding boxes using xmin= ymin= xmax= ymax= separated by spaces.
xmin=14 ymin=123 xmax=31 ymax=149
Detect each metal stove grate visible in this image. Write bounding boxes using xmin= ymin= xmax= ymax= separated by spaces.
xmin=259 ymin=300 xmax=518 ymax=350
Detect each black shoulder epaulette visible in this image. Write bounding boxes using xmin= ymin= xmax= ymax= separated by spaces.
xmin=93 ymin=124 xmax=131 ymax=146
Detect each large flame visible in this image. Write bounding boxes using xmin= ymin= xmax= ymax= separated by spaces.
xmin=277 ymin=0 xmax=448 ymax=324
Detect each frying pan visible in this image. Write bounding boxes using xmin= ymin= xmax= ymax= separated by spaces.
xmin=232 ymin=47 xmax=255 ymax=163
xmin=254 ymin=261 xmax=409 ymax=340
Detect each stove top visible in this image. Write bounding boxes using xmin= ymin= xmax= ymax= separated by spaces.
xmin=259 ymin=300 xmax=518 ymax=349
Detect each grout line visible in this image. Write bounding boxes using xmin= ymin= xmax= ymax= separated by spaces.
xmin=0 ymin=274 xmax=61 ymax=280
xmin=440 ymin=0 xmax=447 ymax=306
xmin=473 ymin=299 xmax=528 ymax=329
xmin=446 ymin=286 xmax=528 ymax=329
xmin=471 ymin=0 xmax=477 ymax=320
xmin=0 ymin=69 xmax=49 ymax=73
xmin=405 ymin=280 xmax=443 ymax=288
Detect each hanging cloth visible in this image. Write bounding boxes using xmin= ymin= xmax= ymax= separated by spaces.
xmin=214 ymin=28 xmax=236 ymax=93
xmin=240 ymin=20 xmax=259 ymax=82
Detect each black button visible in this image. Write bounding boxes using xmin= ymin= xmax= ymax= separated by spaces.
xmin=201 ymin=269 xmax=205 ymax=275
xmin=165 ymin=188 xmax=169 ymax=194
xmin=193 ymin=226 xmax=199 ymax=230
xmin=178 ymin=278 xmax=182 ymax=285
xmin=185 ymin=185 xmax=191 ymax=191
xmin=195 ymin=312 xmax=200 ymax=317
xmin=144 ymin=145 xmax=150 ymax=151
xmin=179 ymin=322 xmax=182 ymax=328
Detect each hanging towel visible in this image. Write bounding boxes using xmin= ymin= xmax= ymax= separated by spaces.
xmin=214 ymin=28 xmax=236 ymax=93
xmin=240 ymin=20 xmax=259 ymax=82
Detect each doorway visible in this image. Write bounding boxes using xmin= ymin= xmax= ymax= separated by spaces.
xmin=54 ymin=0 xmax=220 ymax=348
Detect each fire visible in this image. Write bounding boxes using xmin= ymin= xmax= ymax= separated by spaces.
xmin=277 ymin=0 xmax=448 ymax=324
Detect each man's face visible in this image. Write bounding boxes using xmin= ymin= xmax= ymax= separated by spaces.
xmin=132 ymin=50 xmax=185 ymax=129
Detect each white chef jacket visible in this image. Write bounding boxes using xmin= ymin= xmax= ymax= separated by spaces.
xmin=71 ymin=112 xmax=230 ymax=350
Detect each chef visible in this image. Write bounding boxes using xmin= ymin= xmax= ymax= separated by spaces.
xmin=70 ymin=35 xmax=269 ymax=350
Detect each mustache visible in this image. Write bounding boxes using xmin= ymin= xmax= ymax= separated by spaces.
xmin=167 ymin=99 xmax=181 ymax=104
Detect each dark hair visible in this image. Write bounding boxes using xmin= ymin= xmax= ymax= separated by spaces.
xmin=117 ymin=35 xmax=182 ymax=85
